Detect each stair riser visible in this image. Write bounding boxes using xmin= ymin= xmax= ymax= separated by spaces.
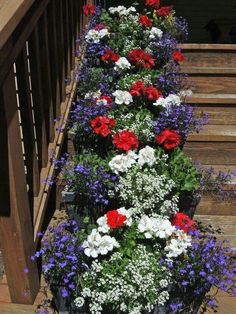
xmin=183 ymin=51 xmax=236 ymax=68
xmin=184 ymin=142 xmax=236 ymax=165
xmin=193 ymin=105 xmax=236 ymax=125
xmin=189 ymin=76 xmax=236 ymax=94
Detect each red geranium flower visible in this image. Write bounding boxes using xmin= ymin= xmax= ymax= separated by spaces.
xmin=172 ymin=212 xmax=196 ymax=233
xmin=106 ymin=210 xmax=127 ymax=229
xmin=90 ymin=116 xmax=115 ymax=137
xmin=172 ymin=50 xmax=185 ymax=62
xmin=155 ymin=129 xmax=181 ymax=150
xmin=145 ymin=86 xmax=162 ymax=101
xmin=130 ymin=81 xmax=146 ymax=97
xmin=146 ymin=0 xmax=160 ymax=8
xmin=138 ymin=15 xmax=153 ymax=27
xmin=101 ymin=49 xmax=120 ymax=63
xmin=95 ymin=23 xmax=106 ymax=31
xmin=113 ymin=130 xmax=139 ymax=152
xmin=97 ymin=95 xmax=113 ymax=108
xmin=128 ymin=49 xmax=155 ymax=69
xmin=156 ymin=6 xmax=173 ymax=17
xmin=83 ymin=4 xmax=96 ymax=16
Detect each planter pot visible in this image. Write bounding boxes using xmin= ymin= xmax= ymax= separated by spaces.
xmin=50 ymin=285 xmax=70 ymax=314
xmin=61 ymin=190 xmax=78 ymax=203
xmin=178 ymin=191 xmax=202 ymax=218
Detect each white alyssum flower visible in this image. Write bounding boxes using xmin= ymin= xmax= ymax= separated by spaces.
xmin=178 ymin=89 xmax=193 ymax=97
xmin=138 ymin=215 xmax=176 ymax=239
xmin=153 ymin=94 xmax=181 ymax=108
xmin=85 ymin=28 xmax=110 ymax=43
xmin=165 ymin=230 xmax=192 ymax=258
xmin=149 ymin=27 xmax=163 ymax=40
xmin=74 ymin=297 xmax=85 ymax=308
xmin=137 ymin=146 xmax=156 ymax=167
xmin=109 ymin=6 xmax=136 ymax=16
xmin=82 ymin=229 xmax=119 ymax=258
xmin=113 ymin=90 xmax=133 ymax=105
xmin=85 ymin=90 xmax=101 ymax=99
xmin=114 ymin=57 xmax=131 ymax=72
xmin=109 ymin=150 xmax=138 ymax=174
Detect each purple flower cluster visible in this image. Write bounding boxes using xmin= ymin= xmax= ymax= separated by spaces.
xmin=175 ymin=17 xmax=189 ymax=42
xmin=151 ymin=33 xmax=178 ymax=66
xmin=165 ymin=229 xmax=236 ymax=312
xmin=33 ymin=221 xmax=84 ymax=300
xmin=153 ymin=104 xmax=206 ymax=140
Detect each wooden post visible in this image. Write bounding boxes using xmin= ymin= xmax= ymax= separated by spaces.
xmin=0 ymin=67 xmax=39 ymax=304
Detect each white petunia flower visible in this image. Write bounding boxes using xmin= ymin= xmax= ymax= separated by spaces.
xmin=85 ymin=28 xmax=110 ymax=43
xmin=149 ymin=27 xmax=163 ymax=40
xmin=138 ymin=215 xmax=176 ymax=239
xmin=97 ymin=216 xmax=110 ymax=234
xmin=112 ymin=90 xmax=133 ymax=105
xmin=117 ymin=207 xmax=133 ymax=226
xmin=153 ymin=94 xmax=181 ymax=108
xmin=165 ymin=230 xmax=192 ymax=258
xmin=109 ymin=151 xmax=138 ymax=174
xmin=114 ymin=57 xmax=131 ymax=72
xmin=82 ymin=229 xmax=119 ymax=258
xmin=138 ymin=146 xmax=156 ymax=167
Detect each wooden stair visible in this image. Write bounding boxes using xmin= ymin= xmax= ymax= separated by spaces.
xmin=181 ymin=44 xmax=236 ymax=215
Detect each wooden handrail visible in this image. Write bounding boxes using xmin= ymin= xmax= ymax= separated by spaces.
xmin=0 ymin=0 xmax=35 ymax=50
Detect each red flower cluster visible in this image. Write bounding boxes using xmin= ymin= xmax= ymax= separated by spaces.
xmin=156 ymin=6 xmax=173 ymax=17
xmin=172 ymin=212 xmax=196 ymax=233
xmin=130 ymin=81 xmax=162 ymax=101
xmin=155 ymin=129 xmax=181 ymax=150
xmin=106 ymin=210 xmax=127 ymax=229
xmin=138 ymin=15 xmax=153 ymax=27
xmin=90 ymin=116 xmax=115 ymax=137
xmin=146 ymin=0 xmax=160 ymax=8
xmin=172 ymin=50 xmax=185 ymax=62
xmin=128 ymin=49 xmax=155 ymax=69
xmin=113 ymin=130 xmax=139 ymax=152
xmin=101 ymin=49 xmax=120 ymax=63
xmin=83 ymin=4 xmax=96 ymax=16
xmin=95 ymin=23 xmax=106 ymax=31
xmin=97 ymin=95 xmax=113 ymax=108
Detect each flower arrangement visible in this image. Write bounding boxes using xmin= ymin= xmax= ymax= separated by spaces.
xmin=36 ymin=2 xmax=236 ymax=314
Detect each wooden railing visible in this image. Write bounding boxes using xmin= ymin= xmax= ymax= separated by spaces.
xmin=0 ymin=0 xmax=94 ymax=305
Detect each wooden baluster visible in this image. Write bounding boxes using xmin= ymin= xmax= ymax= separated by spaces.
xmin=47 ymin=0 xmax=61 ymax=118
xmin=38 ymin=12 xmax=55 ymax=143
xmin=0 ymin=68 xmax=39 ymax=304
xmin=63 ymin=0 xmax=71 ymax=81
xmin=28 ymin=25 xmax=48 ymax=169
xmin=69 ymin=0 xmax=75 ymax=70
xmin=15 ymin=47 xmax=40 ymax=203
xmin=56 ymin=0 xmax=66 ymax=102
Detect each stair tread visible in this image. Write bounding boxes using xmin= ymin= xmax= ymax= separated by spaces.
xmin=188 ymin=125 xmax=236 ymax=142
xmin=185 ymin=93 xmax=236 ymax=104
xmin=180 ymin=66 xmax=236 ymax=74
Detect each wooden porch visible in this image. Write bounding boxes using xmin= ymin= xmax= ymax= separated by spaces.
xmin=0 ymin=1 xmax=236 ymax=313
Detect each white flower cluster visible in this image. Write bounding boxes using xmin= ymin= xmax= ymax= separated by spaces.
xmin=153 ymin=94 xmax=181 ymax=108
xmin=112 ymin=90 xmax=133 ymax=105
xmin=114 ymin=57 xmax=131 ymax=72
xmin=178 ymin=89 xmax=193 ymax=97
xmin=149 ymin=27 xmax=163 ymax=40
xmin=80 ymin=245 xmax=171 ymax=314
xmin=116 ymin=167 xmax=178 ymax=216
xmin=109 ymin=146 xmax=164 ymax=174
xmin=97 ymin=207 xmax=133 ymax=234
xmin=109 ymin=6 xmax=136 ymax=16
xmin=82 ymin=229 xmax=119 ymax=258
xmin=138 ymin=215 xmax=176 ymax=239
xmin=165 ymin=229 xmax=192 ymax=258
xmin=85 ymin=28 xmax=110 ymax=43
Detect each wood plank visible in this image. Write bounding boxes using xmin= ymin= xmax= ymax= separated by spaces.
xmin=185 ymin=93 xmax=236 ymax=104
xmin=188 ymin=125 xmax=236 ymax=142
xmin=194 ymin=106 xmax=236 ymax=125
xmin=38 ymin=12 xmax=55 ymax=143
xmin=28 ymin=25 xmax=48 ymax=169
xmin=15 ymin=47 xmax=40 ymax=200
xmin=62 ymin=0 xmax=71 ymax=80
xmin=0 ymin=0 xmax=33 ymax=50
xmin=182 ymin=52 xmax=236 ymax=68
xmin=184 ymin=142 xmax=236 ymax=165
xmin=0 ymin=0 xmax=50 ymax=86
xmin=190 ymin=76 xmax=236 ymax=94
xmin=0 ymin=303 xmax=34 ymax=314
xmin=0 ymin=67 xmax=39 ymax=304
xmin=181 ymin=66 xmax=236 ymax=75
xmin=180 ymin=43 xmax=236 ymax=50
